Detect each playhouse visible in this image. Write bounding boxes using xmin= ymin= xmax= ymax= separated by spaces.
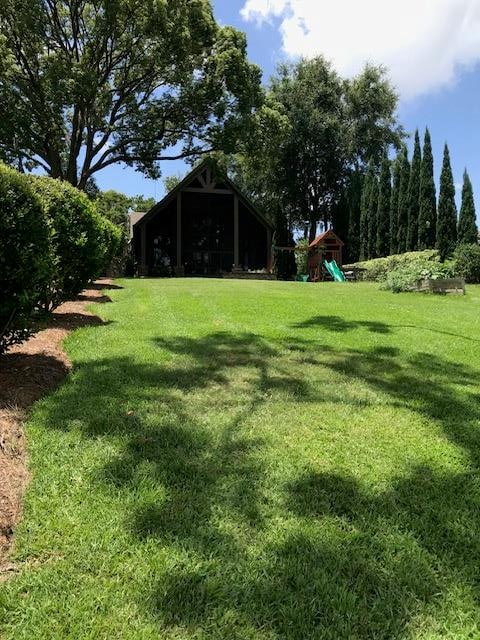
xmin=308 ymin=230 xmax=344 ymax=282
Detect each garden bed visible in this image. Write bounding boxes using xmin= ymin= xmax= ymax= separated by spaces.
xmin=0 ymin=281 xmax=113 ymax=575
xmin=417 ymin=277 xmax=465 ymax=294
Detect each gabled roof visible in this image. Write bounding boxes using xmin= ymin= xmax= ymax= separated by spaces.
xmin=309 ymin=229 xmax=344 ymax=248
xmin=129 ymin=211 xmax=146 ymax=239
xmin=133 ymin=159 xmax=273 ymax=231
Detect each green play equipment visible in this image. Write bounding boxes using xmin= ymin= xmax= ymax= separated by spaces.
xmin=324 ymin=259 xmax=346 ymax=282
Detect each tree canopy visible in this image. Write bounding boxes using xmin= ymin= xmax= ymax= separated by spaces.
xmin=131 ymin=195 xmax=156 ymax=212
xmin=0 ymin=0 xmax=262 ymax=188
xmin=344 ymin=64 xmax=404 ymax=170
xmin=95 ymin=190 xmax=156 ymax=239
xmin=226 ymin=59 xmax=403 ymax=240
xmin=95 ymin=190 xmax=131 ymax=235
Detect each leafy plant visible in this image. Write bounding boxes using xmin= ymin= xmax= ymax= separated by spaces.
xmin=382 ymin=259 xmax=455 ymax=293
xmin=294 ymin=238 xmax=309 ymax=275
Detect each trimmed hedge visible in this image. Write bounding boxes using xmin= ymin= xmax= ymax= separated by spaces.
xmin=30 ymin=177 xmax=113 ymax=310
xmin=0 ymin=165 xmax=52 ymax=352
xmin=0 ymin=165 xmax=122 ymax=354
xmin=344 ymin=250 xmax=440 ymax=282
xmin=99 ymin=216 xmax=123 ymax=277
xmin=344 ymin=249 xmax=459 ymax=293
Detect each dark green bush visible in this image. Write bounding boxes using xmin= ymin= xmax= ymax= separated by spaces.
xmin=453 ymin=243 xmax=480 ymax=283
xmin=0 ymin=164 xmax=52 ymax=353
xmin=98 ymin=217 xmax=124 ymax=275
xmin=30 ymin=177 xmax=112 ymax=309
xmin=1 ymin=167 xmax=123 ymax=354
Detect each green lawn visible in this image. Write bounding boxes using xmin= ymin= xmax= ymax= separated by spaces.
xmin=1 ymin=279 xmax=480 ymax=639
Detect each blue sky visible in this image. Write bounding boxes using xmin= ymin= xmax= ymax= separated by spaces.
xmin=96 ymin=0 xmax=480 ymax=220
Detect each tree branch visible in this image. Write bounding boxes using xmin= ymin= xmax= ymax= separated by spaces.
xmin=87 ymin=146 xmax=215 ymax=180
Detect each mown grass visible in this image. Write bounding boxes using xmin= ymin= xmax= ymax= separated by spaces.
xmin=1 ymin=279 xmax=480 ymax=639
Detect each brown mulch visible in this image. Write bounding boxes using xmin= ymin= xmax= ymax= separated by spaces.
xmin=0 ymin=279 xmax=116 ymax=575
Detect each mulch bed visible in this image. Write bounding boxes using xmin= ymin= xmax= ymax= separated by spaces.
xmin=0 ymin=280 xmax=115 ymax=575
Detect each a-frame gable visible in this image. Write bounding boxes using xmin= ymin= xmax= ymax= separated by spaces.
xmin=134 ymin=159 xmax=273 ymax=231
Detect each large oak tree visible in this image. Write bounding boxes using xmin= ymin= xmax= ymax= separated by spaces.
xmin=0 ymin=0 xmax=262 ymax=188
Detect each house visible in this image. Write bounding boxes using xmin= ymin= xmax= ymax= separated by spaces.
xmin=131 ymin=160 xmax=274 ymax=277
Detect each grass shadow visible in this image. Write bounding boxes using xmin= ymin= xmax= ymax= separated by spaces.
xmin=89 ymin=281 xmax=123 ymax=291
xmin=292 ymin=315 xmax=392 ymax=334
xmin=49 ymin=312 xmax=113 ymax=331
xmin=76 ymin=293 xmax=112 ymax=304
xmin=17 ymin=327 xmax=480 ymax=638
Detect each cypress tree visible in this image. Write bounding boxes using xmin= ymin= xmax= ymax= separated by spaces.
xmin=418 ymin=128 xmax=437 ymax=249
xmin=406 ymin=129 xmax=421 ymax=251
xmin=436 ymin=144 xmax=457 ymax=261
xmin=346 ymin=171 xmax=362 ymax=262
xmin=367 ymin=175 xmax=379 ymax=259
xmin=390 ymin=150 xmax=402 ymax=254
xmin=360 ymin=159 xmax=375 ymax=260
xmin=396 ymin=146 xmax=410 ymax=253
xmin=458 ymin=169 xmax=478 ymax=245
xmin=376 ymin=153 xmax=391 ymax=257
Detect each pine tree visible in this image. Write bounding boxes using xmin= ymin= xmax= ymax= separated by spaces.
xmin=360 ymin=159 xmax=375 ymax=260
xmin=406 ymin=129 xmax=421 ymax=251
xmin=390 ymin=150 xmax=402 ymax=254
xmin=436 ymin=144 xmax=458 ymax=261
xmin=376 ymin=153 xmax=391 ymax=257
xmin=458 ymin=169 xmax=478 ymax=245
xmin=418 ymin=128 xmax=437 ymax=249
xmin=367 ymin=175 xmax=379 ymax=259
xmin=396 ymin=146 xmax=410 ymax=253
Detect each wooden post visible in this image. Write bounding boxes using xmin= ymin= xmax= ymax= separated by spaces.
xmin=266 ymin=228 xmax=272 ymax=273
xmin=233 ymin=194 xmax=240 ymax=270
xmin=175 ymin=193 xmax=184 ymax=276
xmin=139 ymin=223 xmax=147 ymax=276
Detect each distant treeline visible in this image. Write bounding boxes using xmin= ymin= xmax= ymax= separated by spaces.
xmin=341 ymin=129 xmax=478 ymax=263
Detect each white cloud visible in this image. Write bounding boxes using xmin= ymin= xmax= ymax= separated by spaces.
xmin=240 ymin=0 xmax=480 ymax=100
